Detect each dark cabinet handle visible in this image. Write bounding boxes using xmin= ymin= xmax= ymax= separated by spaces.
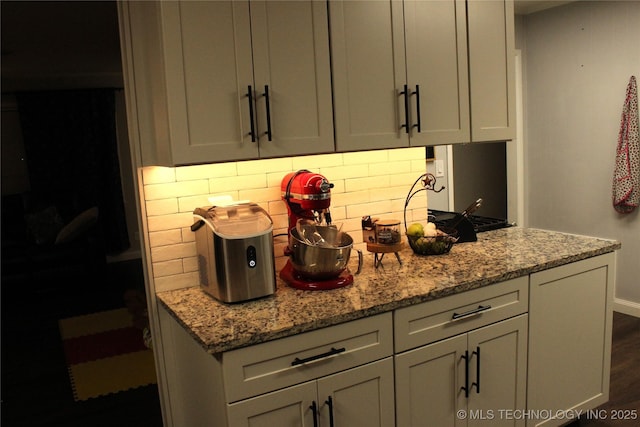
xmin=400 ymin=84 xmax=410 ymax=133
xmin=310 ymin=401 xmax=318 ymax=427
xmin=246 ymin=85 xmax=256 ymax=142
xmin=325 ymin=396 xmax=335 ymax=427
xmin=460 ymin=350 xmax=470 ymax=398
xmin=263 ymin=85 xmax=272 ymax=141
xmin=412 ymin=85 xmax=421 ymax=132
xmin=291 ymin=347 xmax=346 ymax=366
xmin=452 ymin=304 xmax=492 ymax=320
xmin=472 ymin=346 xmax=480 ymax=393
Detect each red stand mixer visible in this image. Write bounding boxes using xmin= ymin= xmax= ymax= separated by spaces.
xmin=280 ymin=170 xmax=358 ymax=290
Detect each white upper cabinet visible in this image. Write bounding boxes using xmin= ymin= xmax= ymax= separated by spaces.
xmin=330 ymin=0 xmax=408 ymax=151
xmin=119 ymin=1 xmax=334 ymax=166
xmin=330 ymin=0 xmax=514 ymax=152
xmin=404 ymin=0 xmax=471 ymax=145
xmin=467 ymin=0 xmax=516 ymax=142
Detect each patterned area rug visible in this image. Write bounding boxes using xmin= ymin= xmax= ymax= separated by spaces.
xmin=59 ymin=308 xmax=157 ymax=401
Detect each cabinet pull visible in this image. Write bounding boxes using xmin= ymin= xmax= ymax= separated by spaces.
xmin=460 ymin=350 xmax=470 ymax=398
xmin=472 ymin=346 xmax=480 ymax=394
xmin=291 ymin=347 xmax=346 ymax=366
xmin=310 ymin=401 xmax=319 ymax=427
xmin=452 ymin=304 xmax=491 ymax=320
xmin=325 ymin=396 xmax=335 ymax=427
xmin=400 ymin=84 xmax=410 ymax=133
xmin=263 ymin=85 xmax=272 ymax=141
xmin=412 ymin=85 xmax=421 ymax=132
xmin=246 ymin=85 xmax=256 ymax=142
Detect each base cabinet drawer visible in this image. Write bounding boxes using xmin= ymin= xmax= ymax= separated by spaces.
xmin=395 ymin=276 xmax=528 ymax=352
xmin=227 ymin=357 xmax=395 ymax=427
xmin=223 ymin=312 xmax=393 ymax=402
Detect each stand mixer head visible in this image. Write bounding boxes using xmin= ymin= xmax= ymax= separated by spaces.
xmin=281 ymin=170 xmax=334 ymax=231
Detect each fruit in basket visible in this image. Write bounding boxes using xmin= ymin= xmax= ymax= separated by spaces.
xmin=407 ymin=223 xmax=424 ymax=237
xmin=406 ymin=225 xmax=458 ymax=255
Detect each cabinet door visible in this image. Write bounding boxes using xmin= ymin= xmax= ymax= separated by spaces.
xmin=162 ymin=1 xmax=259 ymax=164
xmin=404 ymin=0 xmax=470 ymax=145
xmin=250 ymin=1 xmax=334 ymax=157
xmin=467 ymin=0 xmax=515 ymax=142
xmin=467 ymin=314 xmax=528 ymax=427
xmin=330 ymin=0 xmax=408 ymax=151
xmin=317 ymin=357 xmax=395 ymax=427
xmin=527 ymin=254 xmax=615 ymax=427
xmin=395 ymin=334 xmax=468 ymax=427
xmin=227 ymin=381 xmax=317 ymax=427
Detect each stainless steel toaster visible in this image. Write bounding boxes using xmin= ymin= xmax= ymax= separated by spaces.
xmin=192 ymin=203 xmax=276 ymax=303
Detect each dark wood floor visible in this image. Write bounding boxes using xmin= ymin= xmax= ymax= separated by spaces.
xmin=1 ymin=259 xmax=163 ymax=427
xmin=2 ymin=259 xmax=638 ymax=426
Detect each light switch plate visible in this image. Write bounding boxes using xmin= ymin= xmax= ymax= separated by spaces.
xmin=435 ymin=160 xmax=445 ymax=177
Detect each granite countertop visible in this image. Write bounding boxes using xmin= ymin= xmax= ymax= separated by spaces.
xmin=157 ymin=227 xmax=620 ymax=354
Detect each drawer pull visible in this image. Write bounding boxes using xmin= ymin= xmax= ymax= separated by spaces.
xmin=291 ymin=347 xmax=346 ymax=366
xmin=452 ymin=304 xmax=492 ymax=320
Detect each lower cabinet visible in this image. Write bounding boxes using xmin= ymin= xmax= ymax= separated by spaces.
xmin=228 ymin=357 xmax=395 ymax=427
xmin=395 ymin=314 xmax=528 ymax=427
xmin=157 ymin=253 xmax=615 ymax=427
xmin=527 ymin=253 xmax=615 ymax=427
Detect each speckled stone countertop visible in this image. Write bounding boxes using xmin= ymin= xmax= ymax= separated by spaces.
xmin=157 ymin=227 xmax=620 ymax=354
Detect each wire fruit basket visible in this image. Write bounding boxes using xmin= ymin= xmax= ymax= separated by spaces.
xmin=404 ymin=173 xmax=458 ymax=255
xmin=406 ymin=228 xmax=458 ymax=255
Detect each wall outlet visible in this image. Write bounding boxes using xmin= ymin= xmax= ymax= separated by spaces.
xmin=435 ymin=160 xmax=445 ymax=177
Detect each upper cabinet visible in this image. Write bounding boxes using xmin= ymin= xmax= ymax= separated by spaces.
xmin=330 ymin=0 xmax=515 ymax=152
xmin=118 ymin=1 xmax=334 ymax=166
xmin=118 ymin=0 xmax=515 ymax=166
xmin=467 ymin=0 xmax=516 ymax=142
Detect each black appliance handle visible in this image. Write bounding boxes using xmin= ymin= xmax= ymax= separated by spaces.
xmin=246 ymin=85 xmax=256 ymax=142
xmin=325 ymin=396 xmax=335 ymax=427
xmin=291 ymin=347 xmax=346 ymax=366
xmin=412 ymin=84 xmax=421 ymax=132
xmin=263 ymin=85 xmax=272 ymax=141
xmin=190 ymin=220 xmax=205 ymax=232
xmin=400 ymin=84 xmax=410 ymax=133
xmin=452 ymin=304 xmax=492 ymax=320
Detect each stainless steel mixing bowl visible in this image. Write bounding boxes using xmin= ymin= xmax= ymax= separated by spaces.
xmin=288 ymin=226 xmax=360 ymax=280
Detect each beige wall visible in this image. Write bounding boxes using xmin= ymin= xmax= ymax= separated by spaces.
xmin=139 ymin=148 xmax=428 ymax=293
xmin=520 ymin=1 xmax=640 ymax=313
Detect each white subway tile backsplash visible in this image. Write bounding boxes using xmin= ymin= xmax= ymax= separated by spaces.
xmin=142 ymin=166 xmax=176 ymax=184
xmin=292 ymin=153 xmax=344 ymax=169
xmin=146 ymin=198 xmax=179 ymax=216
xmin=145 ymin=180 xmax=209 ymax=200
xmin=153 ymin=259 xmax=184 ymax=277
xmin=343 ymin=150 xmax=388 ymax=165
xmin=141 ymin=148 xmax=428 ymax=291
xmin=147 ymin=212 xmax=193 ymax=232
xmin=154 ymin=272 xmax=199 ymax=292
xmin=149 ymin=230 xmax=183 ymax=247
xmin=208 ymin=174 xmax=268 ymax=192
xmin=151 ymin=241 xmax=196 ymax=263
xmin=183 ymin=256 xmax=199 ymax=273
xmin=320 ymin=164 xmax=369 ymax=180
xmin=345 ymin=176 xmax=388 ymax=192
xmin=237 ymin=157 xmax=292 ymax=175
xmin=175 ymin=162 xmax=237 ymax=181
